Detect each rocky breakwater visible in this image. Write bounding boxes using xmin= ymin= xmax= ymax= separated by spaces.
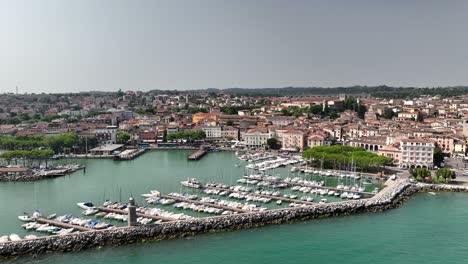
xmin=415 ymin=182 xmax=468 ymax=193
xmin=0 ymin=180 xmax=417 ymax=258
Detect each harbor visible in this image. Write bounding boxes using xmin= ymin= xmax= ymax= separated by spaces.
xmin=0 ymin=150 xmax=463 ymax=259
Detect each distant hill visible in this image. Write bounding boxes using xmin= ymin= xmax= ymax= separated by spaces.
xmin=148 ymin=86 xmax=468 ymax=98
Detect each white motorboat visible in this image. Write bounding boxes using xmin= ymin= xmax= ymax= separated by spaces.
xmin=77 ymin=202 xmax=95 ymax=210
xmin=276 ymin=200 xmax=282 ymax=205
xmin=9 ymin=234 xmax=21 ymax=241
xmin=181 ymin=178 xmax=202 ymax=189
xmin=57 ymin=228 xmax=74 ymax=235
xmin=83 ymin=208 xmax=99 ymax=216
xmin=18 ymin=215 xmax=35 ymax=222
xmin=319 ymin=199 xmax=327 ymax=204
xmin=47 ymin=213 xmax=57 ymax=219
xmin=22 ymin=222 xmax=41 ymax=230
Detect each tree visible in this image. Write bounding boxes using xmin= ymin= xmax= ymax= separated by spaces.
xmin=409 ymin=168 xmax=431 ymax=181
xmin=383 ymin=108 xmax=395 ymax=119
xmin=417 ymin=112 xmax=424 ymax=122
xmin=116 ymin=89 xmax=124 ymax=97
xmin=117 ymin=132 xmax=131 ymax=144
xmin=267 ymin=138 xmax=280 ymax=150
xmin=435 ymin=168 xmax=456 ymax=183
xmin=433 ymin=146 xmax=444 ymax=166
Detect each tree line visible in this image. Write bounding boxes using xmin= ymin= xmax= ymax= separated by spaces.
xmin=0 ymin=133 xmax=97 ymax=154
xmin=166 ymin=131 xmax=206 ymax=142
xmin=303 ymin=145 xmax=392 ymax=172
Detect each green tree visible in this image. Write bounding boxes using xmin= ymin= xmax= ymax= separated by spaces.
xmin=417 ymin=112 xmax=424 ymax=122
xmin=433 ymin=146 xmax=444 ymax=166
xmin=267 ymin=138 xmax=280 ymax=150
xmin=117 ymin=132 xmax=131 ymax=144
xmin=383 ymin=108 xmax=395 ymax=119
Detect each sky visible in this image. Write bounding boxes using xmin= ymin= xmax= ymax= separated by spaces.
xmin=1 ymin=0 xmax=468 ymax=94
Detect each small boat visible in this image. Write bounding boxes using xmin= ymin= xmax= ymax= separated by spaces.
xmin=235 ymin=164 xmax=241 ymax=167
xmin=83 ymin=208 xmax=99 ymax=216
xmin=0 ymin=236 xmax=9 ymax=243
xmin=276 ymin=200 xmax=282 ymax=205
xmin=47 ymin=213 xmax=57 ymax=219
xmin=24 ymin=235 xmax=38 ymax=240
xmin=77 ymin=202 xmax=95 ymax=210
xmin=18 ymin=215 xmax=35 ymax=222
xmin=9 ymin=234 xmax=21 ymax=241
xmin=319 ymin=199 xmax=327 ymax=204
xmin=181 ymin=178 xmax=202 ymax=189
xmin=428 ymin=192 xmax=436 ymax=195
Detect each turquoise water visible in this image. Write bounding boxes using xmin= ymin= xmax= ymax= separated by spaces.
xmin=2 ymin=150 xmax=466 ymax=263
xmin=5 ymin=192 xmax=468 ymax=264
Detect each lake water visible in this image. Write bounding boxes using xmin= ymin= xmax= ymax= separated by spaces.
xmin=1 ymin=150 xmax=466 ymax=263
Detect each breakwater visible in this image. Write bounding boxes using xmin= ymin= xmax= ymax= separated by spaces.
xmin=0 ymin=166 xmax=85 ymax=182
xmin=1 ymin=180 xmax=466 ymax=258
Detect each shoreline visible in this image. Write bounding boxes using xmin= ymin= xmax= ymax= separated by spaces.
xmin=1 ymin=179 xmax=464 ymax=258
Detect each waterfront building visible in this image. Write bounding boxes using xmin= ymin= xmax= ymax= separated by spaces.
xmin=95 ymin=125 xmax=117 ymax=145
xmin=378 ymin=145 xmax=401 ymax=166
xmin=89 ymin=144 xmax=124 ymax=155
xmin=243 ymin=128 xmax=269 ymax=148
xmin=202 ymin=125 xmax=222 ymax=139
xmin=281 ymin=129 xmax=307 ymax=151
xmin=399 ymin=138 xmax=435 ymax=169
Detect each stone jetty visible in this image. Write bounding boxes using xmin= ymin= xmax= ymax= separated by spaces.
xmin=1 ymin=179 xmax=467 ymax=258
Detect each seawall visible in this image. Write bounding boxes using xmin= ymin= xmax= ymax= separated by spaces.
xmin=0 ymin=180 xmax=464 ymax=258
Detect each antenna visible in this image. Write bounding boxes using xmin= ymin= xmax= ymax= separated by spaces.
xmin=16 ymin=86 xmax=18 ymax=95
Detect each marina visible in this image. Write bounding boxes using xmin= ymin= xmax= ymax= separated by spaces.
xmin=0 ymin=150 xmax=426 ymax=260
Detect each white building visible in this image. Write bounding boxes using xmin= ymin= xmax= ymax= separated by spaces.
xmin=95 ymin=126 xmax=117 ymax=145
xmin=400 ymin=138 xmax=435 ymax=169
xmin=202 ymin=126 xmax=222 ymax=139
xmin=243 ymin=128 xmax=269 ymax=148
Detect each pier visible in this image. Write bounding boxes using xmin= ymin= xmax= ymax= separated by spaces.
xmin=36 ymin=218 xmax=94 ymax=232
xmin=97 ymin=207 xmax=177 ymax=222
xmin=203 ymin=186 xmax=316 ymax=205
xmin=113 ymin=148 xmax=147 ymax=161
xmin=188 ymin=149 xmax=207 ymax=160
xmin=158 ymin=193 xmax=249 ymax=213
xmin=240 ymin=177 xmax=374 ymax=196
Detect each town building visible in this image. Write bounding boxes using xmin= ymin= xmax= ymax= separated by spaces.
xmin=95 ymin=125 xmax=117 ymax=145
xmin=400 ymin=138 xmax=435 ymax=169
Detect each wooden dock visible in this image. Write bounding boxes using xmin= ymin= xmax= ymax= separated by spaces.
xmin=158 ymin=193 xmax=249 ymax=213
xmin=36 ymin=217 xmax=94 ymax=232
xmin=97 ymin=207 xmax=177 ymax=222
xmin=188 ymin=149 xmax=207 ymax=160
xmin=204 ymin=186 xmax=316 ymax=205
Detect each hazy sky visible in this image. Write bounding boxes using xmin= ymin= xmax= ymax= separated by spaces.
xmin=1 ymin=0 xmax=468 ymax=93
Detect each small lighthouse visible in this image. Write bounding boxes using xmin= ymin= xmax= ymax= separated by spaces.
xmin=128 ymin=196 xmax=138 ymax=226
